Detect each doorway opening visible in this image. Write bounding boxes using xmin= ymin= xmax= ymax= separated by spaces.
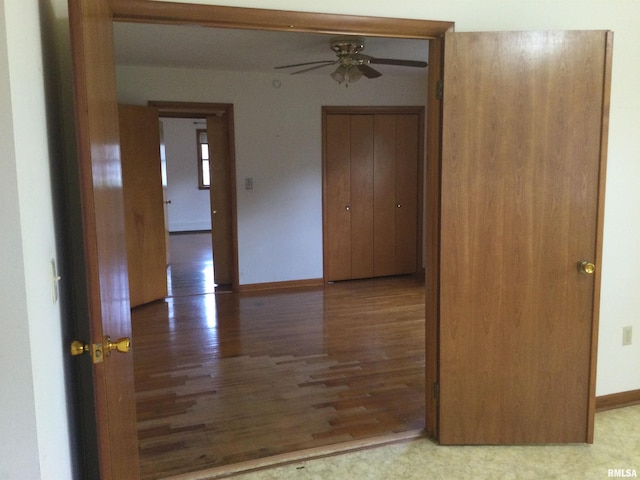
xmin=116 ymin=31 xmax=434 ymax=475
xmin=75 ymin=1 xmax=451 ymax=477
xmin=151 ymin=102 xmax=239 ymax=294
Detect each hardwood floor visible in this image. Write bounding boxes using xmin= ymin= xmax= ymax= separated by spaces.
xmin=133 ymin=234 xmax=426 ymax=479
xmin=166 ymin=232 xmax=215 ymax=297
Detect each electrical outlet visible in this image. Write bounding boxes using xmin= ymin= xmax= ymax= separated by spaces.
xmin=622 ymin=326 xmax=633 ymax=346
xmin=244 ymin=177 xmax=253 ymax=190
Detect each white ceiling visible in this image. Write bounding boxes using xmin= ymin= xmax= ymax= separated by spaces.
xmin=112 ymin=22 xmax=429 ymax=78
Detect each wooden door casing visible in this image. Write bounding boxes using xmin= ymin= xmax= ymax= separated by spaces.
xmin=119 ymin=104 xmax=168 ymax=307
xmin=70 ymin=3 xmax=450 ymax=477
xmin=207 ymin=115 xmax=234 ymax=287
xmin=438 ymin=31 xmax=611 ymax=444
xmin=160 ymin=121 xmax=171 ymax=267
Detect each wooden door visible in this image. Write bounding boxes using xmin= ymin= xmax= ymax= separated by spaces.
xmin=373 ymin=114 xmax=397 ymax=277
xmin=438 ymin=31 xmax=611 ymax=444
xmin=394 ymin=114 xmax=419 ymax=274
xmin=324 ymin=114 xmax=352 ymax=281
xmin=350 ymin=115 xmax=375 ymax=279
xmin=207 ymin=115 xmax=234 ymax=287
xmin=373 ymin=113 xmax=420 ymax=276
xmin=119 ymin=104 xmax=168 ymax=307
xmin=69 ymin=0 xmax=140 ymax=478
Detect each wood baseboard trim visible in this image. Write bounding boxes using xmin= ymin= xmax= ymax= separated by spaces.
xmin=164 ymin=430 xmax=425 ymax=480
xmin=237 ymin=278 xmax=324 ymax=293
xmin=596 ymin=389 xmax=640 ymax=412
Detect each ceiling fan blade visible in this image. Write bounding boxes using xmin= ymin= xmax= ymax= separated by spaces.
xmin=369 ymin=57 xmax=428 ymax=68
xmin=275 ymin=60 xmax=335 ymax=70
xmin=357 ymin=63 xmax=382 ymax=79
xmin=289 ymin=60 xmax=339 ymax=75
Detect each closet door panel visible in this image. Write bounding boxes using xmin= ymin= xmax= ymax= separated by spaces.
xmin=350 ymin=115 xmax=375 ymax=279
xmin=395 ymin=114 xmax=419 ymax=274
xmin=325 ymin=114 xmax=352 ymax=281
xmin=373 ymin=114 xmax=397 ymax=277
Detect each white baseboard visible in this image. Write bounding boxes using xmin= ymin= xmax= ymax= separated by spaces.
xmin=169 ymin=221 xmax=211 ymax=232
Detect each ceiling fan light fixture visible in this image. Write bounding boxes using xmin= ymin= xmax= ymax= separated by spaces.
xmin=348 ymin=65 xmax=363 ymax=83
xmin=331 ymin=64 xmax=363 ymax=87
xmin=331 ymin=65 xmax=347 ymax=84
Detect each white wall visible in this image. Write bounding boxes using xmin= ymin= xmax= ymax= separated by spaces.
xmin=161 ymin=117 xmax=212 ymax=232
xmin=117 ymin=66 xmax=427 ymax=285
xmin=0 ymin=0 xmax=73 ymax=479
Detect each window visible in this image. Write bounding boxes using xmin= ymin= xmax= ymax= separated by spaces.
xmin=197 ymin=129 xmax=210 ymax=189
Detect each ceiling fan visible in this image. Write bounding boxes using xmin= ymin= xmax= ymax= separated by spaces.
xmin=274 ymin=36 xmax=428 ymax=86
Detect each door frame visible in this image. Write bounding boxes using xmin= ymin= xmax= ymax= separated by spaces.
xmin=102 ymin=1 xmax=449 ymax=455
xmin=73 ymin=1 xmax=608 ymax=475
xmin=148 ymin=101 xmax=240 ymax=291
xmin=321 ymin=105 xmax=426 ymax=283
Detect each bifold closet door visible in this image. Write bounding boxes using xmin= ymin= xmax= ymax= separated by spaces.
xmin=373 ymin=114 xmax=419 ymax=277
xmin=394 ymin=114 xmax=419 ymax=274
xmin=325 ymin=114 xmax=352 ymax=281
xmin=350 ymin=115 xmax=375 ymax=279
xmin=325 ymin=112 xmax=419 ymax=282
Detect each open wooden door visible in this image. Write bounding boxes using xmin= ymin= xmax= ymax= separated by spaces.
xmin=119 ymin=104 xmax=168 ymax=307
xmin=69 ymin=0 xmax=140 ymax=478
xmin=206 ymin=115 xmax=235 ymax=288
xmin=438 ymin=31 xmax=612 ymax=444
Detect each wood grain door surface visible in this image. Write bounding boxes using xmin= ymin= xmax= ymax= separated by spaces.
xmin=119 ymin=104 xmax=168 ymax=308
xmin=438 ymin=30 xmax=610 ymax=444
xmin=69 ymin=0 xmax=140 ymax=478
xmin=324 ymin=112 xmax=420 ymax=282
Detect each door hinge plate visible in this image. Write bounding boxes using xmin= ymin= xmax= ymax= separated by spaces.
xmin=433 ymin=382 xmax=440 ymax=400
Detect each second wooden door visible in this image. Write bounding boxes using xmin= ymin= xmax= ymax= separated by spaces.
xmin=119 ymin=104 xmax=168 ymax=307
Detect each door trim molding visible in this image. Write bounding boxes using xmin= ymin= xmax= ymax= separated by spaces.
xmin=149 ymin=101 xmax=240 ymax=291
xmin=82 ymin=2 xmax=455 ymax=476
xmin=586 ymin=30 xmax=614 ymax=442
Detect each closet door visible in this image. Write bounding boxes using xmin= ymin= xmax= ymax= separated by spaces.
xmin=394 ymin=114 xmax=419 ymax=274
xmin=374 ymin=113 xmax=419 ymax=276
xmin=350 ymin=115 xmax=375 ymax=279
xmin=324 ymin=114 xmax=352 ymax=281
xmin=373 ymin=114 xmax=397 ymax=277
xmin=324 ymin=110 xmax=421 ymax=282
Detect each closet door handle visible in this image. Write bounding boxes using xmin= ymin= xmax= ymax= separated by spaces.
xmin=345 ymin=205 xmax=350 ymax=212
xmin=396 ymin=203 xmax=402 ymax=208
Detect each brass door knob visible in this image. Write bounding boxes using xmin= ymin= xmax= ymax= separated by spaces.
xmin=578 ymin=260 xmax=596 ymax=275
xmin=105 ymin=336 xmax=131 ymax=356
xmin=70 ymin=340 xmax=89 ymax=356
